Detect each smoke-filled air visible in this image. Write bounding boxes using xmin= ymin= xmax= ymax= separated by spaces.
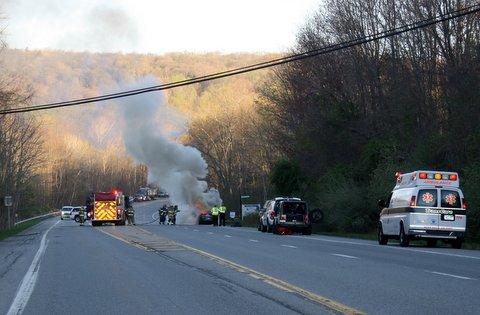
xmin=117 ymin=76 xmax=222 ymax=224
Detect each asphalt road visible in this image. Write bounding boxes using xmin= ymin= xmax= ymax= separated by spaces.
xmin=1 ymin=199 xmax=480 ymax=315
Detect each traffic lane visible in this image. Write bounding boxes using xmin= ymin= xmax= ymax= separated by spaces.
xmin=136 ymin=200 xmax=480 ymax=279
xmin=24 ymin=219 xmax=329 ymax=315
xmin=208 ymin=226 xmax=480 ymax=279
xmin=134 ymin=199 xmax=480 ymax=260
xmin=0 ymin=218 xmax=58 ymax=315
xmin=142 ymin=224 xmax=480 ymax=314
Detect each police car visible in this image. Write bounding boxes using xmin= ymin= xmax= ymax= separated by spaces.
xmin=378 ymin=171 xmax=466 ymax=248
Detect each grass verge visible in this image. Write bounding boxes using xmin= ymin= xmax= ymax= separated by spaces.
xmin=0 ymin=218 xmax=43 ymax=241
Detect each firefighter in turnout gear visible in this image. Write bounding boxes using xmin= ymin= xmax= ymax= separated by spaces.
xmin=125 ymin=197 xmax=135 ymax=225
xmin=168 ymin=205 xmax=179 ymax=225
xmin=211 ymin=205 xmax=219 ymax=226
xmin=159 ymin=205 xmax=167 ymax=224
xmin=78 ymin=207 xmax=85 ymax=226
xmin=218 ymin=205 xmax=226 ymax=226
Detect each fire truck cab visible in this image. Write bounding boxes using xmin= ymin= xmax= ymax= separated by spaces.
xmin=378 ymin=171 xmax=466 ymax=248
xmin=90 ymin=191 xmax=126 ymax=226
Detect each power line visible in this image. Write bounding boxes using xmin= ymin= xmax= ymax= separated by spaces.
xmin=1 ymin=3 xmax=479 ymax=115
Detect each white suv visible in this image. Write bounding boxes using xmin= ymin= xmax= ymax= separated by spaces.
xmin=70 ymin=207 xmax=88 ymax=222
xmin=258 ymin=197 xmax=302 ymax=233
xmin=60 ymin=206 xmax=73 ymax=220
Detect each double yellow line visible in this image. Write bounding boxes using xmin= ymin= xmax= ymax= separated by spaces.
xmin=99 ymin=226 xmax=365 ymax=315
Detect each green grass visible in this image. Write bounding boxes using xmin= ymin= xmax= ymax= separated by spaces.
xmin=0 ymin=218 xmax=43 ymax=241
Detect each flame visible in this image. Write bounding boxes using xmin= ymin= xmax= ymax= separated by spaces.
xmin=194 ymin=201 xmax=209 ymax=215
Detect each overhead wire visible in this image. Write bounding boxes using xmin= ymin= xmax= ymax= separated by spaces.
xmin=1 ymin=3 xmax=479 ymax=115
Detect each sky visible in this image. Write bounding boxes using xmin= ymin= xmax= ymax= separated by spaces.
xmin=1 ymin=0 xmax=322 ymax=54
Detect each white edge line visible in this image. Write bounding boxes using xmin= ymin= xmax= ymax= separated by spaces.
xmin=332 ymin=253 xmax=359 ymax=259
xmin=249 ymin=239 xmax=259 ymax=242
xmin=7 ymin=220 xmax=59 ymax=315
xmin=292 ymin=235 xmax=480 ymax=260
xmin=281 ymin=245 xmax=297 ymax=248
xmin=427 ymin=270 xmax=475 ymax=280
xmin=225 ymin=235 xmax=232 ymax=238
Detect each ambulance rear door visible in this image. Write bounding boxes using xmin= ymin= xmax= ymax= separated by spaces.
xmin=438 ymin=189 xmax=465 ymax=232
xmin=414 ymin=188 xmax=439 ymax=231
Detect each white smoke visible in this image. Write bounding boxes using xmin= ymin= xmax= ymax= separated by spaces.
xmin=116 ymin=76 xmax=222 ymax=224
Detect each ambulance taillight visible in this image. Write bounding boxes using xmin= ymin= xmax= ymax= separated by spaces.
xmin=410 ymin=196 xmax=416 ymax=207
xmin=462 ymin=198 xmax=467 ymax=210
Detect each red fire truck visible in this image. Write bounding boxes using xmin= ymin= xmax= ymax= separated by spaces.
xmin=90 ymin=191 xmax=126 ymax=226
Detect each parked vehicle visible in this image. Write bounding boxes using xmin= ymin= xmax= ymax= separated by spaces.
xmin=90 ymin=191 xmax=126 ymax=226
xmin=258 ymin=197 xmax=311 ymax=234
xmin=60 ymin=206 xmax=73 ymax=220
xmin=70 ymin=207 xmax=88 ymax=222
xmin=378 ymin=171 xmax=466 ymax=248
xmin=198 ymin=211 xmax=213 ymax=225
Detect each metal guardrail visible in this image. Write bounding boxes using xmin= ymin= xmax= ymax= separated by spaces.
xmin=14 ymin=211 xmax=60 ymax=226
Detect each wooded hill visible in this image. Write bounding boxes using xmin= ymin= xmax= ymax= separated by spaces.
xmin=0 ymin=49 xmax=278 ymax=228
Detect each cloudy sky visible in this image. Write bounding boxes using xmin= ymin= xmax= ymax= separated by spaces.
xmin=1 ymin=0 xmax=322 ymax=53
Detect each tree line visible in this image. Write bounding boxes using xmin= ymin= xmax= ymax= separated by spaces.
xmin=251 ymin=0 xmax=480 ymax=239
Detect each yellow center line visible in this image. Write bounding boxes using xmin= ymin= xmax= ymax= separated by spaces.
xmin=133 ymin=226 xmax=365 ymax=315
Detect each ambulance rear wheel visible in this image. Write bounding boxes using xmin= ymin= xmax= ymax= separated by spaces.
xmin=452 ymin=239 xmax=463 ymax=249
xmin=378 ymin=224 xmax=388 ymax=245
xmin=261 ymin=222 xmax=267 ymax=233
xmin=399 ymin=223 xmax=409 ymax=247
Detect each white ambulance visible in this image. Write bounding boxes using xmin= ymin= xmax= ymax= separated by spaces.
xmin=378 ymin=171 xmax=467 ymax=248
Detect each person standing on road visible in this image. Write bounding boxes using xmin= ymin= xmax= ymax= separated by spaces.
xmin=172 ymin=205 xmax=179 ymax=225
xmin=78 ymin=207 xmax=85 ymax=226
xmin=167 ymin=205 xmax=179 ymax=225
xmin=125 ymin=197 xmax=135 ymax=225
xmin=218 ymin=204 xmax=226 ymax=226
xmin=211 ymin=205 xmax=219 ymax=226
xmin=159 ymin=205 xmax=167 ymax=224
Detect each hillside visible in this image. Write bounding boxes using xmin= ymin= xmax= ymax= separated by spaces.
xmin=0 ymin=49 xmax=279 ymax=210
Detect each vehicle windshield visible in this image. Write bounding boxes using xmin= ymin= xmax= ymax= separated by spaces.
xmin=281 ymin=202 xmax=307 ymax=215
xmin=441 ymin=190 xmax=461 ymax=208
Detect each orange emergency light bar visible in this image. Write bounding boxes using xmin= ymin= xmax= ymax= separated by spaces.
xmin=418 ymin=172 xmax=457 ymax=181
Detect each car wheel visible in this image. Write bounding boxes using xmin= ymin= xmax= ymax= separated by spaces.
xmin=273 ymin=224 xmax=279 ymax=234
xmin=267 ymin=221 xmax=273 ymax=233
xmin=399 ymin=223 xmax=409 ymax=247
xmin=426 ymin=239 xmax=437 ymax=247
xmin=74 ymin=216 xmax=80 ymax=223
xmin=378 ymin=223 xmax=388 ymax=245
xmin=452 ymin=239 xmax=463 ymax=249
xmin=261 ymin=221 xmax=267 ymax=233
xmin=61 ymin=217 xmax=63 ymax=220
xmin=302 ymin=226 xmax=312 ymax=235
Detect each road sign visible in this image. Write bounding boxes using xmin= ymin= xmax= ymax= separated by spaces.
xmin=229 ymin=212 xmax=236 ymax=219
xmin=4 ymin=196 xmax=13 ymax=207
xmin=240 ymin=195 xmax=250 ymax=199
